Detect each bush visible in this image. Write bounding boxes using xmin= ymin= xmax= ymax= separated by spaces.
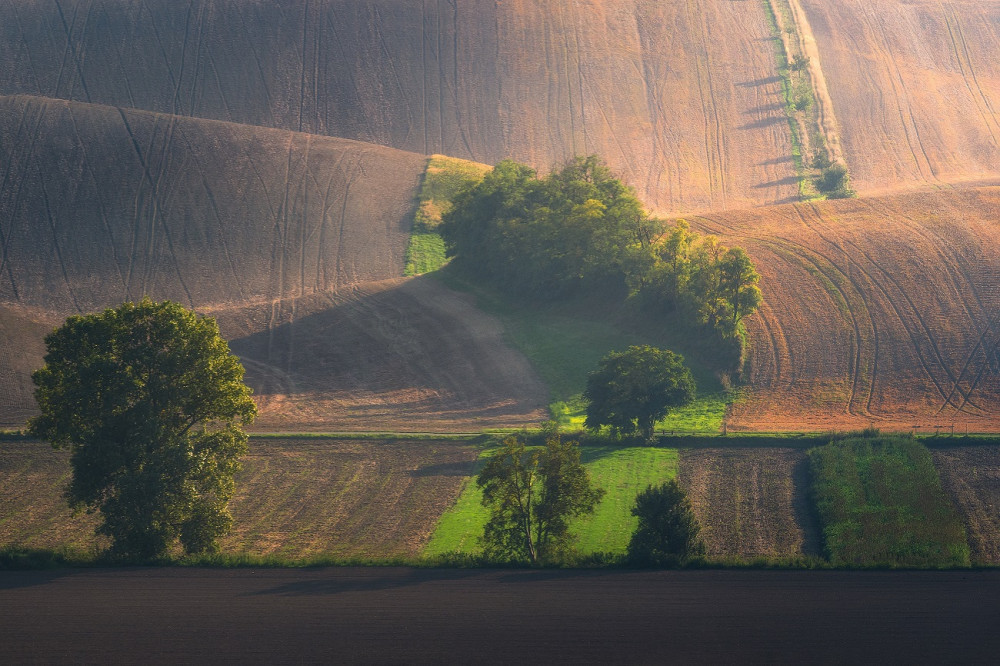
xmin=627 ymin=480 xmax=705 ymax=566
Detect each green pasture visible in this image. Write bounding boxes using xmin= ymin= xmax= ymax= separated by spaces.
xmin=424 ymin=445 xmax=679 ymax=557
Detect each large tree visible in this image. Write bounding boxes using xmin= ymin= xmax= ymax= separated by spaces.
xmin=584 ymin=346 xmax=695 ymax=440
xmin=477 ymin=435 xmax=603 ymax=563
xmin=29 ymin=299 xmax=257 ymax=560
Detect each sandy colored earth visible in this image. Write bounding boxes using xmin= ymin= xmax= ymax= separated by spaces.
xmin=679 ymin=447 xmax=819 ymax=559
xmin=800 ymin=0 xmax=1000 ymax=193
xmin=0 ymin=0 xmax=799 ymax=213
xmin=932 ymin=445 xmax=1000 ymax=565
xmin=697 ymin=186 xmax=1000 ymax=431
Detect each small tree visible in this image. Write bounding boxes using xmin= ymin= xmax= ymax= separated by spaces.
xmin=627 ymin=480 xmax=705 ymax=566
xmin=584 ymin=346 xmax=696 ymax=441
xmin=477 ymin=435 xmax=603 ymax=563
xmin=29 ymin=299 xmax=257 ymax=560
xmin=815 ymin=163 xmax=855 ymax=199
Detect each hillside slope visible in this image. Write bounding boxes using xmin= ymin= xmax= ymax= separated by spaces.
xmin=800 ymin=0 xmax=1000 ymax=193
xmin=696 ymin=186 xmax=1000 ymax=431
xmin=0 ymin=95 xmax=424 ymax=312
xmin=0 ymin=0 xmax=799 ymax=212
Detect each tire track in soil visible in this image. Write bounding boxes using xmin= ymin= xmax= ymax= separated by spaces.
xmin=687 ymin=0 xmax=726 ymax=207
xmin=696 ymin=213 xmax=878 ymax=417
xmin=699 ymin=213 xmax=874 ymax=417
xmin=942 ymin=3 xmax=1000 ymax=147
xmin=861 ymin=199 xmax=1000 ymax=416
xmin=859 ymin=2 xmax=937 ymax=182
xmin=800 ymin=203 xmax=982 ymax=414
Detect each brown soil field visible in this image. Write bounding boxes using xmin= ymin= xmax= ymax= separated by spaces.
xmin=0 ymin=0 xmax=799 ymax=212
xmin=933 ymin=445 xmax=1000 ymax=565
xmin=800 ymin=0 xmax=1000 ymax=193
xmin=0 ymin=439 xmax=479 ymax=559
xmin=216 ymin=277 xmax=549 ymax=433
xmin=0 ymin=94 xmax=424 ymax=312
xmin=2 ymin=568 xmax=999 ymax=664
xmin=679 ymin=448 xmax=820 ymax=559
xmin=695 ymin=186 xmax=1000 ymax=431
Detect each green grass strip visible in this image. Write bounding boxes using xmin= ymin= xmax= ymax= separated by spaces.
xmin=423 ymin=445 xmax=679 ymax=557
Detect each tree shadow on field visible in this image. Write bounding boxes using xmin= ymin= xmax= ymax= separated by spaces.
xmin=737 ymin=76 xmax=782 ymax=87
xmin=739 ymin=115 xmax=786 ymax=130
xmin=248 ymin=569 xmax=483 ymax=596
xmin=0 ymin=570 xmax=75 ymax=590
xmin=753 ymin=176 xmax=801 ymax=189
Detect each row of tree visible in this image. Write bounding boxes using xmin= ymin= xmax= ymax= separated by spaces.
xmin=441 ymin=156 xmax=762 ymax=341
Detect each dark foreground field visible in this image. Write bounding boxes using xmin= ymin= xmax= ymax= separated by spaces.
xmin=2 ymin=568 xmax=998 ymax=664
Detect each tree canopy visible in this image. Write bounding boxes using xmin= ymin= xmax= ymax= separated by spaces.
xmin=584 ymin=346 xmax=696 ymax=440
xmin=627 ymin=480 xmax=705 ymax=566
xmin=477 ymin=435 xmax=604 ymax=563
xmin=29 ymin=299 xmax=257 ymax=560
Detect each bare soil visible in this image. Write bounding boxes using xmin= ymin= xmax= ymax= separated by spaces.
xmin=2 ymin=568 xmax=999 ymax=664
xmin=800 ymin=0 xmax=1000 ymax=193
xmin=699 ymin=186 xmax=1000 ymax=432
xmin=0 ymin=0 xmax=800 ymax=213
xmin=0 ymin=439 xmax=479 ymax=559
xmin=679 ymin=448 xmax=820 ymax=559
xmin=217 ymin=277 xmax=549 ymax=433
xmin=0 ymin=95 xmax=425 ymax=313
xmin=932 ymin=445 xmax=1000 ymax=565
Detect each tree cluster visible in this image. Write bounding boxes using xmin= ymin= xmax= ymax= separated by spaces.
xmin=637 ymin=220 xmax=762 ymax=339
xmin=627 ymin=480 xmax=705 ymax=566
xmin=441 ymin=156 xmax=762 ymax=341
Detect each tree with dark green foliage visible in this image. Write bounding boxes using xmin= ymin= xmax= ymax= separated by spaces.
xmin=29 ymin=299 xmax=257 ymax=560
xmin=815 ymin=163 xmax=855 ymax=199
xmin=477 ymin=435 xmax=604 ymax=563
xmin=627 ymin=480 xmax=705 ymax=566
xmin=442 ymin=155 xmax=661 ymax=297
xmin=584 ymin=346 xmax=696 ymax=441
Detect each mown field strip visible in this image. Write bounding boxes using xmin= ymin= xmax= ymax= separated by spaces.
xmin=424 ymin=447 xmax=679 ymax=557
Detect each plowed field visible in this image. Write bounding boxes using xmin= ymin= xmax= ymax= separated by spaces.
xmin=697 ymin=186 xmax=1000 ymax=431
xmin=933 ymin=445 xmax=1000 ymax=565
xmin=800 ymin=0 xmax=1000 ymax=193
xmin=678 ymin=448 xmax=820 ymax=559
xmin=0 ymin=0 xmax=799 ymax=212
xmin=0 ymin=94 xmax=424 ymax=312
xmin=0 ymin=439 xmax=479 ymax=559
xmin=215 ymin=277 xmax=548 ymax=433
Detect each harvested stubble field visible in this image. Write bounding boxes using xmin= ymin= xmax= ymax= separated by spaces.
xmin=932 ymin=445 xmax=1000 ymax=565
xmin=698 ymin=186 xmax=1000 ymax=432
xmin=0 ymin=0 xmax=800 ymax=212
xmin=678 ymin=448 xmax=820 ymax=560
xmin=0 ymin=439 xmax=479 ymax=559
xmin=799 ymin=0 xmax=1000 ymax=193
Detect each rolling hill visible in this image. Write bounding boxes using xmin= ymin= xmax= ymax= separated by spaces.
xmin=0 ymin=0 xmax=801 ymax=213
xmin=695 ymin=186 xmax=1000 ymax=431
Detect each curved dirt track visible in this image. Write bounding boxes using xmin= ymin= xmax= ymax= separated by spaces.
xmin=0 ymin=0 xmax=799 ymax=212
xmin=215 ymin=276 xmax=549 ymax=432
xmin=696 ymin=186 xmax=1000 ymax=431
xmin=2 ymin=568 xmax=999 ymax=664
xmin=0 ymin=95 xmax=424 ymax=312
xmin=800 ymin=0 xmax=1000 ymax=193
